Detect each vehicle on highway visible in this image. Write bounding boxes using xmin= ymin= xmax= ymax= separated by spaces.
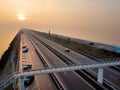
xmin=22 ymin=64 xmax=32 ymax=71
xmin=89 ymin=42 xmax=94 ymax=46
xmin=65 ymin=48 xmax=70 ymax=52
xmin=24 ymin=75 xmax=34 ymax=87
xmin=22 ymin=66 xmax=30 ymax=71
xmin=22 ymin=64 xmax=34 ymax=87
xmin=22 ymin=46 xmax=29 ymax=53
xmin=26 ymin=64 xmax=32 ymax=68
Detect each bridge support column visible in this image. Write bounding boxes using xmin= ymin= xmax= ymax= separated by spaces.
xmin=97 ymin=67 xmax=104 ymax=84
xmin=20 ymin=76 xmax=25 ymax=90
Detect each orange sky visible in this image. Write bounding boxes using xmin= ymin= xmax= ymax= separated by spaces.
xmin=0 ymin=0 xmax=120 ymax=57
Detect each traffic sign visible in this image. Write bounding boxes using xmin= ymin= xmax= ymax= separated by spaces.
xmin=115 ymin=46 xmax=120 ymax=53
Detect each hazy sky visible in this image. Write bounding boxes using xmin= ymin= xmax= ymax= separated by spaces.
xmin=0 ymin=0 xmax=120 ymax=57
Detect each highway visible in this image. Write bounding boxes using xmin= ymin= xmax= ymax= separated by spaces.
xmin=0 ymin=29 xmax=120 ymax=90
xmin=24 ymin=30 xmax=96 ymax=90
xmin=50 ymin=33 xmax=116 ymax=52
xmin=27 ymin=30 xmax=120 ymax=89
xmin=20 ymin=33 xmax=57 ymax=90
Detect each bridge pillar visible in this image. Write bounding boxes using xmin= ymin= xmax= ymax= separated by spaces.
xmin=97 ymin=67 xmax=104 ymax=84
xmin=20 ymin=76 xmax=25 ymax=90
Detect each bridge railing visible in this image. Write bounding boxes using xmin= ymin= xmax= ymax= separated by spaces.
xmin=0 ymin=60 xmax=120 ymax=90
xmin=20 ymin=60 xmax=120 ymax=76
xmin=0 ymin=74 xmax=18 ymax=90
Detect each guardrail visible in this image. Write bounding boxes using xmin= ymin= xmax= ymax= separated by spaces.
xmin=0 ymin=74 xmax=19 ymax=90
xmin=20 ymin=61 xmax=120 ymax=76
xmin=0 ymin=60 xmax=120 ymax=90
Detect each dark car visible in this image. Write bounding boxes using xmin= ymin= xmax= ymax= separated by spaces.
xmin=25 ymin=64 xmax=32 ymax=69
xmin=23 ymin=65 xmax=34 ymax=87
xmin=89 ymin=42 xmax=94 ymax=46
xmin=22 ymin=64 xmax=32 ymax=71
xmin=24 ymin=75 xmax=34 ymax=87
xmin=22 ymin=66 xmax=29 ymax=71
xmin=22 ymin=47 xmax=29 ymax=53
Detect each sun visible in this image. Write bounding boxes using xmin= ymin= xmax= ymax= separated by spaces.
xmin=18 ymin=14 xmax=26 ymax=21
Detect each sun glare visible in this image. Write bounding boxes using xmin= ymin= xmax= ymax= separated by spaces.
xmin=18 ymin=14 xmax=26 ymax=21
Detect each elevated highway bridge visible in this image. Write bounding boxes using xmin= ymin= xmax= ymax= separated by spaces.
xmin=0 ymin=29 xmax=120 ymax=90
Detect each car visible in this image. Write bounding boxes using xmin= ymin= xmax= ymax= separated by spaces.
xmin=24 ymin=64 xmax=32 ymax=68
xmin=22 ymin=45 xmax=29 ymax=53
xmin=89 ymin=42 xmax=94 ymax=46
xmin=22 ymin=64 xmax=32 ymax=71
xmin=22 ymin=66 xmax=30 ymax=71
xmin=24 ymin=75 xmax=34 ymax=87
xmin=65 ymin=48 xmax=70 ymax=52
xmin=22 ymin=47 xmax=29 ymax=53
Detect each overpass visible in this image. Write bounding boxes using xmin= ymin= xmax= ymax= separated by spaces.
xmin=0 ymin=29 xmax=120 ymax=90
xmin=0 ymin=60 xmax=120 ymax=90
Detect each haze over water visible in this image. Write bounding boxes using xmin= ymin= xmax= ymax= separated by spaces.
xmin=0 ymin=0 xmax=120 ymax=58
